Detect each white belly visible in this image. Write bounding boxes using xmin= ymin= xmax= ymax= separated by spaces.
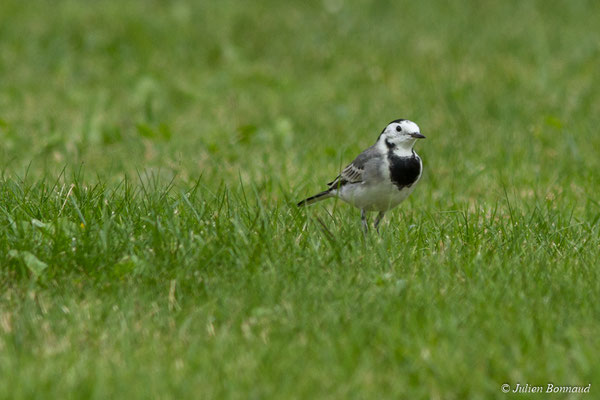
xmin=335 ymin=181 xmax=417 ymax=212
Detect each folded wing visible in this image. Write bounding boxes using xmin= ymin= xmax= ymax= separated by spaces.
xmin=327 ymin=145 xmax=377 ymax=189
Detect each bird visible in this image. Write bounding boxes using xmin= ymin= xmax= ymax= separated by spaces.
xmin=297 ymin=119 xmax=425 ymax=232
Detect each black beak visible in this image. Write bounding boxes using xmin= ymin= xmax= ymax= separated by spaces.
xmin=410 ymin=132 xmax=426 ymax=139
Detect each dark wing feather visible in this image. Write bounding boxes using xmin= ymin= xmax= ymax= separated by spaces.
xmin=327 ymin=145 xmax=377 ymax=189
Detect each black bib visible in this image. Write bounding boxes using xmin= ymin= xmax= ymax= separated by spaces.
xmin=388 ymin=152 xmax=421 ymax=190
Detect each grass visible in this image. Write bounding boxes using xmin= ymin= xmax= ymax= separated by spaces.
xmin=1 ymin=0 xmax=600 ymax=398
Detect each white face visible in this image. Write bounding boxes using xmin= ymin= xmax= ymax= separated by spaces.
xmin=379 ymin=119 xmax=425 ymax=150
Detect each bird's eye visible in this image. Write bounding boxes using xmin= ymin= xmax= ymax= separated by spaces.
xmin=395 ymin=126 xmax=402 ymax=132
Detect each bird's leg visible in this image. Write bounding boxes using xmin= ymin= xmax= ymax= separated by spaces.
xmin=374 ymin=211 xmax=385 ymax=233
xmin=361 ymin=209 xmax=369 ymax=233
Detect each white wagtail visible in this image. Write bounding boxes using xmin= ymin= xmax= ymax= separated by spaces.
xmin=297 ymin=119 xmax=425 ymax=232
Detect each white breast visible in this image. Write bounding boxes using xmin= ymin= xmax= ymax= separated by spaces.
xmin=334 ymin=157 xmax=421 ymax=212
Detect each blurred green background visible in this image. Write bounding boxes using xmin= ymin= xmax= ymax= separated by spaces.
xmin=2 ymin=0 xmax=598 ymax=200
xmin=1 ymin=1 xmax=600 ymax=399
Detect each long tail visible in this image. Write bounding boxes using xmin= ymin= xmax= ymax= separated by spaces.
xmin=297 ymin=190 xmax=333 ymax=207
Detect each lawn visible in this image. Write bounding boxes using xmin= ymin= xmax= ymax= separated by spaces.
xmin=1 ymin=0 xmax=600 ymax=398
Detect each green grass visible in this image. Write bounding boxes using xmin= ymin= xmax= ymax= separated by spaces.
xmin=1 ymin=0 xmax=600 ymax=398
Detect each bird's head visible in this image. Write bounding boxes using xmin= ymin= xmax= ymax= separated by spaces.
xmin=377 ymin=119 xmax=425 ymax=152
